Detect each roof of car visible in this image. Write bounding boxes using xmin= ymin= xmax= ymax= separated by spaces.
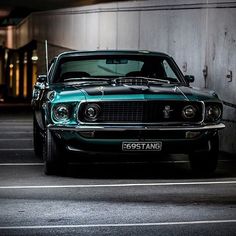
xmin=57 ymin=50 xmax=171 ymax=59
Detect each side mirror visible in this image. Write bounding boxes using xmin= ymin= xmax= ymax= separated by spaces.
xmin=184 ymin=75 xmax=195 ymax=83
xmin=37 ymin=75 xmax=47 ymax=83
xmin=34 ymin=75 xmax=47 ymax=90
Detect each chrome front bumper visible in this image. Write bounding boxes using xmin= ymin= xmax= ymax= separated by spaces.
xmin=48 ymin=123 xmax=225 ymax=132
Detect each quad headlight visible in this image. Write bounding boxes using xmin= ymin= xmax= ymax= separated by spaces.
xmin=84 ymin=104 xmax=100 ymax=121
xmin=182 ymin=105 xmax=197 ymax=119
xmin=47 ymin=91 xmax=56 ymax=101
xmin=205 ymin=104 xmax=222 ymax=122
xmin=53 ymin=104 xmax=71 ymax=122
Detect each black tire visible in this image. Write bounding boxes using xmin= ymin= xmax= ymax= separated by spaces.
xmin=44 ymin=160 xmax=67 ymax=176
xmin=189 ymin=133 xmax=219 ymax=176
xmin=43 ymin=129 xmax=67 ymax=175
xmin=33 ymin=115 xmax=43 ymax=158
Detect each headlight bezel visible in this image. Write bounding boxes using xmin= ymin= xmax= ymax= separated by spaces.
xmin=84 ymin=103 xmax=101 ymax=122
xmin=204 ymin=103 xmax=222 ymax=123
xmin=53 ymin=103 xmax=71 ymax=122
xmin=182 ymin=105 xmax=197 ymax=120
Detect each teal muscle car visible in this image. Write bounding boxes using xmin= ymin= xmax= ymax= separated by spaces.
xmin=32 ymin=50 xmax=225 ymax=175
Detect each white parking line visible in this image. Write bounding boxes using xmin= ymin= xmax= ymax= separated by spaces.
xmin=0 ymin=132 xmax=33 ymax=134
xmin=0 ymin=139 xmax=32 ymax=141
xmin=158 ymin=160 xmax=235 ymax=163
xmin=0 ymin=180 xmax=235 ymax=189
xmin=0 ymin=163 xmax=43 ymax=166
xmin=0 ymin=219 xmax=236 ymax=230
xmin=0 ymin=128 xmax=32 ymax=130
xmin=0 ymin=122 xmax=32 ymax=124
xmin=0 ymin=149 xmax=34 ymax=151
xmin=0 ymin=123 xmax=32 ymax=125
xmin=0 ymin=120 xmax=32 ymax=122
xmin=0 ymin=126 xmax=32 ymax=128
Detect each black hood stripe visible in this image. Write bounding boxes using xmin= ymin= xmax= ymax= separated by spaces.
xmin=82 ymin=85 xmax=190 ymax=97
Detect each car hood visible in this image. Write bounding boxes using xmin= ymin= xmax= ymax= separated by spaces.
xmin=50 ymin=83 xmax=219 ymax=102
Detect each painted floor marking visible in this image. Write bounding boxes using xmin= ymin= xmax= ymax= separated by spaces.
xmin=0 ymin=219 xmax=236 ymax=230
xmin=1 ymin=131 xmax=33 ymax=134
xmin=0 ymin=122 xmax=32 ymax=124
xmin=0 ymin=139 xmax=32 ymax=141
xmin=153 ymin=160 xmax=236 ymax=163
xmin=0 ymin=123 xmax=32 ymax=125
xmin=0 ymin=148 xmax=34 ymax=151
xmin=0 ymin=126 xmax=32 ymax=128
xmin=0 ymin=125 xmax=32 ymax=127
xmin=0 ymin=180 xmax=235 ymax=189
xmin=0 ymin=120 xmax=32 ymax=122
xmin=0 ymin=163 xmax=43 ymax=166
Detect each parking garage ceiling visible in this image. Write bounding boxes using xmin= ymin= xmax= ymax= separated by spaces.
xmin=0 ymin=0 xmax=127 ymax=26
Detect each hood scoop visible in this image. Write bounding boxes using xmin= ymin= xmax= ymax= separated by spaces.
xmin=114 ymin=77 xmax=149 ymax=91
xmin=115 ymin=77 xmax=149 ymax=86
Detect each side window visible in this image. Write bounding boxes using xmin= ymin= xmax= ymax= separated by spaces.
xmin=48 ymin=58 xmax=56 ymax=77
xmin=162 ymin=60 xmax=178 ymax=80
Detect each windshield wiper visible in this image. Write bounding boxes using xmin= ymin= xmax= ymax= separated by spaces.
xmin=63 ymin=77 xmax=112 ymax=82
xmin=115 ymin=76 xmax=171 ymax=84
xmin=146 ymin=78 xmax=171 ymax=84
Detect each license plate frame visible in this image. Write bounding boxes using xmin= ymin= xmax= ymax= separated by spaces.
xmin=122 ymin=141 xmax=162 ymax=151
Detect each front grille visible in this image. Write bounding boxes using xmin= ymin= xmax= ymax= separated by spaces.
xmin=101 ymin=101 xmax=144 ymax=122
xmin=78 ymin=101 xmax=203 ymax=123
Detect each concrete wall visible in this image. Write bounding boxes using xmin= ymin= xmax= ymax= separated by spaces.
xmin=5 ymin=0 xmax=236 ymax=153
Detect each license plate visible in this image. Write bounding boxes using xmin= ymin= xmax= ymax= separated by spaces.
xmin=122 ymin=142 xmax=162 ymax=151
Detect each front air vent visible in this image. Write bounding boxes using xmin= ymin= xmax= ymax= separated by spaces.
xmin=115 ymin=78 xmax=148 ymax=86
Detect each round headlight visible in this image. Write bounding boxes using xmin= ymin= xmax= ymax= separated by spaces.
xmin=182 ymin=105 xmax=197 ymax=119
xmin=84 ymin=104 xmax=100 ymax=121
xmin=47 ymin=91 xmax=56 ymax=101
xmin=205 ymin=105 xmax=221 ymax=122
xmin=53 ymin=104 xmax=70 ymax=122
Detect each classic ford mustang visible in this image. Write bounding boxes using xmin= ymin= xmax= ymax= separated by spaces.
xmin=32 ymin=50 xmax=225 ymax=175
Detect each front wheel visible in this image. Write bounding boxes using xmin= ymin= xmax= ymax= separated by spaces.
xmin=43 ymin=129 xmax=67 ymax=175
xmin=189 ymin=133 xmax=219 ymax=176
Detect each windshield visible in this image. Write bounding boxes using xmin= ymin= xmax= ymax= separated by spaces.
xmin=53 ymin=55 xmax=183 ymax=84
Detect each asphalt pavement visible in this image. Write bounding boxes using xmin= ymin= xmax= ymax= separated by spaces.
xmin=0 ymin=106 xmax=236 ymax=236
